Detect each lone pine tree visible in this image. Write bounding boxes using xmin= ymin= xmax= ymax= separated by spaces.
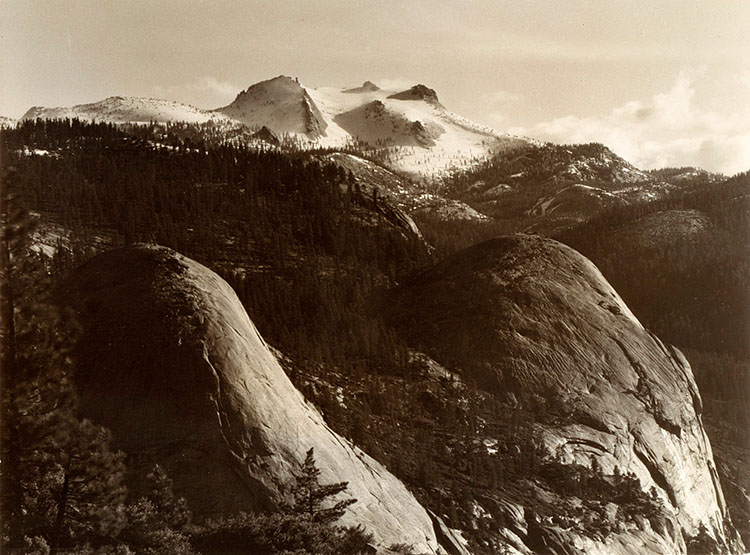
xmin=292 ymin=447 xmax=356 ymax=524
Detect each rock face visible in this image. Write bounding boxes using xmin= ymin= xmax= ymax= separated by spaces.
xmin=344 ymin=81 xmax=381 ymax=93
xmin=216 ymin=75 xmax=328 ymax=138
xmin=61 ymin=245 xmax=444 ymax=554
xmin=385 ymin=234 xmax=741 ymax=553
xmin=388 ymin=84 xmax=442 ymax=106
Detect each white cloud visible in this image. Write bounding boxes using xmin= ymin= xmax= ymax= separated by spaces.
xmin=152 ymin=77 xmax=239 ymax=109
xmin=481 ymin=90 xmax=524 ymax=127
xmin=193 ymin=76 xmax=241 ymax=99
xmin=510 ymin=69 xmax=750 ymax=175
xmin=374 ymin=78 xmax=421 ymax=92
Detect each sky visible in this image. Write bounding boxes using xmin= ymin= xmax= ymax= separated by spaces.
xmin=2 ymin=0 xmax=749 ymax=174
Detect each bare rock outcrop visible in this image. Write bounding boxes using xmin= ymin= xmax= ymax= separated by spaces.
xmin=61 ymin=244 xmax=443 ymax=553
xmin=385 ymin=234 xmax=742 ymax=553
xmin=344 ymin=81 xmax=381 ymax=93
xmin=388 ymin=84 xmax=442 ymax=106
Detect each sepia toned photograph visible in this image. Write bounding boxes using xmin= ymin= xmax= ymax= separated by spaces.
xmin=1 ymin=1 xmax=748 ymax=553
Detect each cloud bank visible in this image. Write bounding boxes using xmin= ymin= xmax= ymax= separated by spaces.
xmin=510 ymin=70 xmax=750 ymax=175
xmin=152 ymin=77 xmax=239 ymax=110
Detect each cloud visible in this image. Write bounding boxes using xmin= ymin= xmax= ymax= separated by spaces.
xmin=375 ymin=78 xmax=422 ymax=91
xmin=192 ymin=76 xmax=241 ymax=99
xmin=481 ymin=90 xmax=524 ymax=127
xmin=510 ymin=69 xmax=750 ymax=175
xmin=152 ymin=77 xmax=239 ymax=109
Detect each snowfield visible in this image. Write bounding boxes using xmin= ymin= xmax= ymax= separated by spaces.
xmin=22 ymin=96 xmax=233 ymax=125
xmin=22 ymin=76 xmax=530 ymax=178
xmin=305 ymin=82 xmax=526 ymax=177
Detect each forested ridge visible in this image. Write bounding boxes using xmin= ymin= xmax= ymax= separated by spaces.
xmin=3 ymin=119 xmax=431 ymax=373
xmin=2 ymin=119 xmax=747 ymax=552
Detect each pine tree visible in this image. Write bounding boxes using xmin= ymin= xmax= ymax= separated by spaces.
xmin=193 ymin=449 xmax=371 ymax=555
xmin=1 ymin=166 xmax=39 ymax=541
xmin=121 ymin=465 xmax=194 ymax=555
xmin=49 ymin=419 xmax=127 ymax=548
xmin=1 ymin=166 xmax=128 ymax=550
xmin=292 ymin=448 xmax=356 ymax=525
xmin=1 ymin=165 xmax=78 ymax=544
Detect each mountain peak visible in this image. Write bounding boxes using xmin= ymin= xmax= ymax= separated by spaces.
xmin=343 ymin=80 xmax=380 ymax=93
xmin=233 ymin=75 xmax=303 ymax=100
xmin=219 ymin=75 xmax=327 ymax=138
xmin=388 ymin=84 xmax=441 ymax=105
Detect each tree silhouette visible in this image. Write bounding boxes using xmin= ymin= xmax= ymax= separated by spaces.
xmin=293 ymin=448 xmax=356 ymax=524
xmin=1 ymin=166 xmax=128 ymax=551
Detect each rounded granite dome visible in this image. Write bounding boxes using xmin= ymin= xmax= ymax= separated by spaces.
xmin=385 ymin=234 xmax=731 ymax=548
xmin=61 ymin=244 xmax=445 ymax=553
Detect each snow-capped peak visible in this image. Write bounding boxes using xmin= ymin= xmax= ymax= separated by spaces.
xmin=20 ymin=76 xmax=529 ymax=177
xmin=215 ymin=75 xmax=328 ymax=138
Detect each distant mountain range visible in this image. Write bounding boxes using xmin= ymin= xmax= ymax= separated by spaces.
xmin=19 ymin=75 xmax=527 ymax=177
xmin=12 ymin=76 xmax=727 ymax=238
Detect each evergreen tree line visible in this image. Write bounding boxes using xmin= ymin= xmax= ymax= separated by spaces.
xmin=1 ymin=167 xmax=374 ymax=552
xmin=2 ymin=119 xmax=430 ymax=376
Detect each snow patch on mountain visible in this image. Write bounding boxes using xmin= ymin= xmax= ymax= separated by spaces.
xmin=305 ymin=82 xmax=527 ymax=177
xmin=22 ymin=96 xmax=231 ymax=124
xmin=216 ymin=75 xmax=327 ymax=138
xmin=21 ymin=76 xmax=530 ymax=178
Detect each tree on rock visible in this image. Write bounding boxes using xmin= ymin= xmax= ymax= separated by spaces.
xmin=293 ymin=447 xmax=356 ymax=524
xmin=192 ymin=448 xmax=372 ymax=554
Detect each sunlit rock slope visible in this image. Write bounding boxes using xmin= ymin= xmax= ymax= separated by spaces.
xmin=385 ymin=234 xmax=742 ymax=554
xmin=61 ymin=244 xmax=454 ymax=554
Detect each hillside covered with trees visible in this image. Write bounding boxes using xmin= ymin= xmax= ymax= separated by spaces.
xmin=2 ymin=119 xmax=747 ymax=552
